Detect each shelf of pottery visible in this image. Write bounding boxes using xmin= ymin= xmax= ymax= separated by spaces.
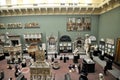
xmin=24 ymin=22 xmax=39 ymax=28
xmin=7 ymin=23 xmax=22 ymax=29
xmin=0 ymin=23 xmax=6 ymax=29
xmin=0 ymin=22 xmax=39 ymax=29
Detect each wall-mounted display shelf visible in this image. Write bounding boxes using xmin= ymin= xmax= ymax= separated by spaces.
xmin=7 ymin=23 xmax=22 ymax=29
xmin=0 ymin=23 xmax=6 ymax=29
xmin=24 ymin=22 xmax=39 ymax=28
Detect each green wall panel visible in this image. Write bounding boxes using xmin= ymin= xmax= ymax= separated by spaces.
xmin=0 ymin=15 xmax=99 ymax=44
xmin=98 ymin=7 xmax=120 ymax=41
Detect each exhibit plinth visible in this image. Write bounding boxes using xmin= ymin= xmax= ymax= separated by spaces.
xmin=30 ymin=50 xmax=51 ymax=80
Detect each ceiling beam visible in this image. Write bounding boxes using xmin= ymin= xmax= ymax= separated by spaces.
xmin=45 ymin=7 xmax=47 ymax=11
xmin=107 ymin=1 xmax=109 ymax=5
xmin=19 ymin=9 xmax=21 ymax=12
xmin=79 ymin=7 xmax=81 ymax=11
xmin=12 ymin=9 xmax=15 ymax=12
xmin=79 ymin=7 xmax=81 ymax=13
xmin=32 ymin=8 xmax=34 ymax=12
xmin=59 ymin=7 xmax=61 ymax=12
xmin=25 ymin=8 xmax=28 ymax=12
xmin=52 ymin=8 xmax=54 ymax=13
xmin=72 ymin=7 xmax=75 ymax=14
xmin=86 ymin=7 xmax=88 ymax=11
xmin=92 ymin=8 xmax=95 ymax=11
xmin=66 ymin=7 xmax=68 ymax=14
xmin=0 ymin=10 xmax=3 ymax=13
xmin=0 ymin=0 xmax=119 ymax=16
xmin=6 ymin=9 xmax=9 ymax=12
xmin=39 ymin=8 xmax=41 ymax=12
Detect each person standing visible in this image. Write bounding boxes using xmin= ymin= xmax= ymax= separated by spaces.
xmin=78 ymin=64 xmax=81 ymax=74
xmin=63 ymin=54 xmax=67 ymax=63
xmin=8 ymin=77 xmax=12 ymax=80
xmin=104 ymin=65 xmax=108 ymax=75
xmin=0 ymin=70 xmax=4 ymax=80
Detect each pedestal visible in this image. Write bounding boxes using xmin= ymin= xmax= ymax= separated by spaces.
xmin=82 ymin=59 xmax=95 ymax=73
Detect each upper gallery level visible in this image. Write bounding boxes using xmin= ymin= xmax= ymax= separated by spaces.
xmin=0 ymin=0 xmax=120 ymax=16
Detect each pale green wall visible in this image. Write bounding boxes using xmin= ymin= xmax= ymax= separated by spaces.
xmin=0 ymin=7 xmax=120 ymax=47
xmin=98 ymin=7 xmax=120 ymax=41
xmin=0 ymin=15 xmax=99 ymax=44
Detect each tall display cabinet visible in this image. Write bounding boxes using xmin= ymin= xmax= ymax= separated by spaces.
xmin=59 ymin=35 xmax=72 ymax=53
xmin=72 ymin=37 xmax=85 ymax=54
xmin=115 ymin=38 xmax=120 ymax=65
xmin=104 ymin=38 xmax=115 ymax=60
xmin=99 ymin=40 xmax=105 ymax=60
xmin=99 ymin=38 xmax=115 ymax=60
xmin=99 ymin=40 xmax=105 ymax=53
xmin=23 ymin=33 xmax=42 ymax=54
xmin=3 ymin=35 xmax=22 ymax=63
xmin=47 ymin=35 xmax=58 ymax=55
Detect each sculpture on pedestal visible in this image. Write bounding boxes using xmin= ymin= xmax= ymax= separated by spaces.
xmin=84 ymin=34 xmax=91 ymax=56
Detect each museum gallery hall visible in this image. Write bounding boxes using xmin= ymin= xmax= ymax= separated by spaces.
xmin=0 ymin=0 xmax=120 ymax=80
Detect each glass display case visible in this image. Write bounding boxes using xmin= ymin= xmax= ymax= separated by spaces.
xmin=23 ymin=33 xmax=42 ymax=44
xmin=59 ymin=35 xmax=72 ymax=53
xmin=99 ymin=38 xmax=115 ymax=60
xmin=99 ymin=40 xmax=105 ymax=53
xmin=47 ymin=35 xmax=58 ymax=55
xmin=104 ymin=38 xmax=115 ymax=60
xmin=72 ymin=37 xmax=85 ymax=55
xmin=99 ymin=40 xmax=105 ymax=60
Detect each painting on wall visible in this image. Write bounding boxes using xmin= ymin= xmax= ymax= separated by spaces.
xmin=67 ymin=17 xmax=91 ymax=31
